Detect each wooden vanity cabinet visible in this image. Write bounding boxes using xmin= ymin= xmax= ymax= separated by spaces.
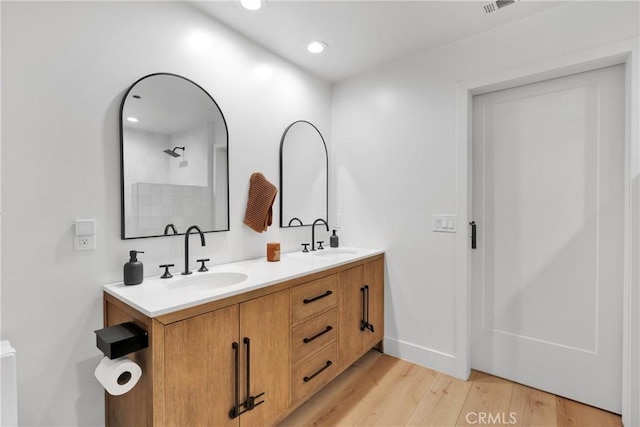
xmin=337 ymin=258 xmax=384 ymax=370
xmin=163 ymin=290 xmax=290 ymax=427
xmin=164 ymin=305 xmax=238 ymax=427
xmin=103 ymin=253 xmax=383 ymax=427
xmin=104 ymin=289 xmax=290 ymax=427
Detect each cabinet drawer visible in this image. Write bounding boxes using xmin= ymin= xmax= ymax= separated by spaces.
xmin=292 ymin=342 xmax=338 ymax=403
xmin=291 ymin=275 xmax=338 ymax=325
xmin=292 ymin=309 xmax=337 ymax=363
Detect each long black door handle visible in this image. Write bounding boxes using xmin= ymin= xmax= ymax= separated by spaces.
xmin=303 ymin=290 xmax=333 ymax=304
xmin=470 ymin=221 xmax=477 ymax=249
xmin=303 ymin=360 xmax=332 ymax=382
xmin=303 ymin=326 xmax=333 ymax=344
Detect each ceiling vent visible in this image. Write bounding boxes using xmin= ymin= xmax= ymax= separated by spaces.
xmin=483 ymin=0 xmax=519 ymax=14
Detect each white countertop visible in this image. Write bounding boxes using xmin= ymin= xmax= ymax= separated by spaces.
xmin=104 ymin=247 xmax=384 ymax=318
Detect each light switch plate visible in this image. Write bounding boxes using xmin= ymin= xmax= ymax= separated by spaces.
xmin=433 ymin=215 xmax=457 ymax=233
xmin=74 ymin=219 xmax=95 ymax=235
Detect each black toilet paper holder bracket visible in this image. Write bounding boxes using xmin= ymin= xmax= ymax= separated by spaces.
xmin=94 ymin=322 xmax=148 ymax=359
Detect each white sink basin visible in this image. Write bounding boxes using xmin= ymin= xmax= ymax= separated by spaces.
xmin=168 ymin=272 xmax=248 ymax=291
xmin=314 ymin=249 xmax=358 ymax=257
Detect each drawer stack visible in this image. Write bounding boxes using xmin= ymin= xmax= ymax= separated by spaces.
xmin=290 ymin=275 xmax=339 ymax=403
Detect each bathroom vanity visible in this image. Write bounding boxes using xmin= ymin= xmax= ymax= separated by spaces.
xmin=102 ymin=247 xmax=384 ymax=426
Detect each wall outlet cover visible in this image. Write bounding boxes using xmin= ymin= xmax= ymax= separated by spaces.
xmin=74 ymin=235 xmax=95 ymax=251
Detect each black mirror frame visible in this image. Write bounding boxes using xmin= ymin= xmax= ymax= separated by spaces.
xmin=119 ymin=72 xmax=230 ymax=240
xmin=278 ymin=120 xmax=329 ymax=228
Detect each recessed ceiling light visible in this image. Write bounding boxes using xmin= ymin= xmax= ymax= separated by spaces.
xmin=240 ymin=0 xmax=262 ymax=11
xmin=127 ymin=117 xmax=139 ymax=123
xmin=307 ymin=41 xmax=328 ymax=54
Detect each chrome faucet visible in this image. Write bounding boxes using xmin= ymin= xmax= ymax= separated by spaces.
xmin=311 ymin=218 xmax=329 ymax=251
xmin=182 ymin=225 xmax=206 ymax=275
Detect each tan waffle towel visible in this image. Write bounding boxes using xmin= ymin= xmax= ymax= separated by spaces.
xmin=243 ymin=172 xmax=278 ymax=233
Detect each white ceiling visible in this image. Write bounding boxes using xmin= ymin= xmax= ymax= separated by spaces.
xmin=191 ymin=1 xmax=567 ymax=82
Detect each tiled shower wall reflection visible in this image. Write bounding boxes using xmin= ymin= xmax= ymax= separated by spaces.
xmin=126 ymin=182 xmax=213 ymax=236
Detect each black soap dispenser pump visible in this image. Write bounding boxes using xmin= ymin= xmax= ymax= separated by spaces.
xmin=330 ymin=230 xmax=339 ymax=248
xmin=124 ymin=250 xmax=144 ymax=286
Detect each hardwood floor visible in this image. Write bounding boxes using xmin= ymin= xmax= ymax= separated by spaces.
xmin=279 ymin=351 xmax=622 ymax=427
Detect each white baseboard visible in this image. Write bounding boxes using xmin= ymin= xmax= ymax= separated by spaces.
xmin=383 ymin=337 xmax=462 ymax=379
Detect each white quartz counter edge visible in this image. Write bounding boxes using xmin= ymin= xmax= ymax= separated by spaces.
xmin=104 ymin=247 xmax=384 ymax=318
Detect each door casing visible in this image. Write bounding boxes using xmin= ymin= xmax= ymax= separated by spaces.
xmin=455 ymin=37 xmax=639 ymax=427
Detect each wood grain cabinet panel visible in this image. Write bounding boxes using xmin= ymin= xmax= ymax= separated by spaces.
xmin=164 ymin=305 xmax=239 ymax=427
xmin=163 ymin=292 xmax=291 ymax=427
xmin=362 ymin=258 xmax=384 ymax=350
xmin=291 ymin=275 xmax=337 ymax=326
xmin=238 ymin=290 xmax=291 ymax=426
xmin=338 ymin=259 xmax=384 ymax=371
xmin=291 ymin=343 xmax=338 ymax=404
xmin=337 ymin=266 xmax=364 ymax=369
xmin=292 ymin=309 xmax=337 ymax=363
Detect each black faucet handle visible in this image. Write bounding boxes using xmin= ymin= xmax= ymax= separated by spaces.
xmin=160 ymin=264 xmax=175 ymax=279
xmin=197 ymin=258 xmax=210 ymax=272
xmin=317 ymin=241 xmax=325 ymax=250
xmin=301 ymin=243 xmax=310 ymax=253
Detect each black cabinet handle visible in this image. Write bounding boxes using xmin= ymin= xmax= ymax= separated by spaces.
xmin=303 ymin=360 xmax=332 ymax=382
xmin=303 ymin=290 xmax=332 ymax=304
xmin=242 ymin=337 xmax=265 ymax=411
xmin=303 ymin=326 xmax=333 ymax=344
xmin=470 ymin=221 xmax=477 ymax=249
xmin=229 ymin=339 xmax=265 ymax=419
xmin=229 ymin=342 xmax=242 ymax=419
xmin=360 ymin=287 xmax=366 ymax=332
xmin=360 ymin=286 xmax=375 ymax=333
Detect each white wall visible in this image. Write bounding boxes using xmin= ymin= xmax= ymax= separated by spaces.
xmin=331 ymin=0 xmax=639 ymax=398
xmin=0 ymin=2 xmax=330 ymax=425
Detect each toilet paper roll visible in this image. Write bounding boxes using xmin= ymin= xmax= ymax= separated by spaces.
xmin=94 ymin=356 xmax=142 ymax=396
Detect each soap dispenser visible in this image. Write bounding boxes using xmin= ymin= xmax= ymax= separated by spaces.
xmin=124 ymin=250 xmax=144 ymax=286
xmin=330 ymin=230 xmax=339 ymax=248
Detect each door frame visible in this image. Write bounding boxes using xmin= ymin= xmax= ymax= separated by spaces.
xmin=455 ymin=37 xmax=639 ymax=425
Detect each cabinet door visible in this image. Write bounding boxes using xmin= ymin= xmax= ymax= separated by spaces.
xmin=164 ymin=305 xmax=239 ymax=427
xmin=362 ymin=258 xmax=384 ymax=350
xmin=338 ymin=265 xmax=364 ymax=369
xmin=239 ymin=290 xmax=291 ymax=426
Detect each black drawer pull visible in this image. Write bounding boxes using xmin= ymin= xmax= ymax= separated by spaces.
xmin=303 ymin=360 xmax=332 ymax=382
xmin=303 ymin=326 xmax=333 ymax=344
xmin=303 ymin=290 xmax=332 ymax=304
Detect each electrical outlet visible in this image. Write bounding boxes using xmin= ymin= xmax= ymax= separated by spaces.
xmin=74 ymin=235 xmax=95 ymax=251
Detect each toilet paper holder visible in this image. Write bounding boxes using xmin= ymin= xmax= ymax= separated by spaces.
xmin=95 ymin=322 xmax=148 ymax=359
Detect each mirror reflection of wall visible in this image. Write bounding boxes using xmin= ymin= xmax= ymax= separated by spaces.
xmin=121 ymin=73 xmax=229 ymax=239
xmin=279 ymin=120 xmax=328 ymax=227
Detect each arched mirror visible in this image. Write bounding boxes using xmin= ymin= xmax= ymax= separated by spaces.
xmin=279 ymin=120 xmax=328 ymax=227
xmin=120 ymin=73 xmax=229 ymax=239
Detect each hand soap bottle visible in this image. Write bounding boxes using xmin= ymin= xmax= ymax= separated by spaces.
xmin=330 ymin=230 xmax=339 ymax=248
xmin=124 ymin=250 xmax=144 ymax=286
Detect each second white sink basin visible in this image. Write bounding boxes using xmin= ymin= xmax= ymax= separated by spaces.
xmin=168 ymin=272 xmax=248 ymax=291
xmin=314 ymin=249 xmax=358 ymax=257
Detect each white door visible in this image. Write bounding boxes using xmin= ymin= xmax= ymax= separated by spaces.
xmin=471 ymin=64 xmax=624 ymax=413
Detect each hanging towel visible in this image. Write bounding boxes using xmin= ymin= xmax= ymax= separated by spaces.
xmin=243 ymin=172 xmax=278 ymax=233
